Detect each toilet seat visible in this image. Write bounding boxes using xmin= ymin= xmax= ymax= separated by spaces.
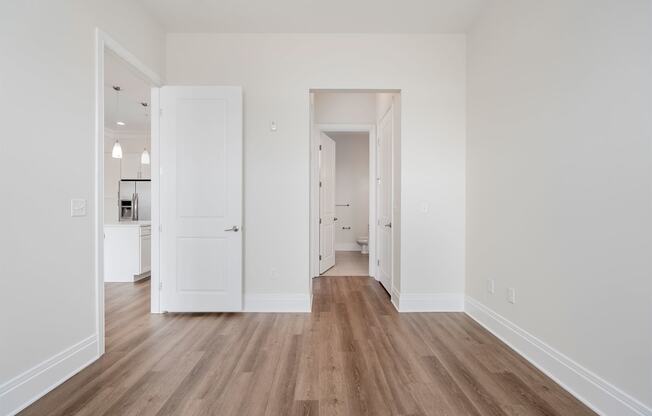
xmin=357 ymin=236 xmax=369 ymax=254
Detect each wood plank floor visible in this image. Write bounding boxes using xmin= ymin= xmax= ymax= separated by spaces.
xmin=21 ymin=277 xmax=596 ymax=416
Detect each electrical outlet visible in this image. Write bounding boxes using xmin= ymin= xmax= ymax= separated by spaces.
xmin=507 ymin=288 xmax=516 ymax=304
xmin=487 ymin=279 xmax=495 ymax=294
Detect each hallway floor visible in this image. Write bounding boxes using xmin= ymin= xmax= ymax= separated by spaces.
xmin=321 ymin=251 xmax=369 ymax=276
xmin=21 ymin=277 xmax=595 ymax=416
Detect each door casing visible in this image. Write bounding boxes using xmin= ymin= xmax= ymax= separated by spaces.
xmin=94 ymin=28 xmax=162 ymax=356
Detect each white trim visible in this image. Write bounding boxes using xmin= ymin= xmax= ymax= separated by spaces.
xmin=150 ymin=87 xmax=161 ymax=313
xmin=310 ymin=122 xmax=377 ymax=279
xmin=244 ymin=294 xmax=312 ymax=312
xmin=465 ymin=296 xmax=652 ymax=416
xmin=95 ymin=27 xmax=163 ymax=354
xmin=393 ymin=292 xmax=464 ymax=312
xmin=101 ymin=33 xmax=161 ymax=86
xmin=0 ymin=335 xmax=98 ymax=416
xmin=390 ymin=287 xmax=401 ymax=311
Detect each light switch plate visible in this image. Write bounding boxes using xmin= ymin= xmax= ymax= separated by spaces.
xmin=270 ymin=121 xmax=277 ymax=132
xmin=507 ymin=288 xmax=516 ymax=304
xmin=487 ymin=279 xmax=495 ymax=294
xmin=71 ymin=199 xmax=87 ymax=217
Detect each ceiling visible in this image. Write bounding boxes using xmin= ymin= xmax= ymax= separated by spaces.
xmin=139 ymin=0 xmax=486 ymax=33
xmin=326 ymin=132 xmax=369 ymax=140
xmin=104 ymin=50 xmax=151 ymax=133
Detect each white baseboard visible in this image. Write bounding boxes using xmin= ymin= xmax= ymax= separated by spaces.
xmin=390 ymin=287 xmax=400 ymax=311
xmin=0 ymin=334 xmax=98 ymax=416
xmin=465 ymin=297 xmax=651 ymax=416
xmin=335 ymin=243 xmax=361 ymax=252
xmin=244 ymin=293 xmax=312 ymax=312
xmin=393 ymin=291 xmax=464 ymax=312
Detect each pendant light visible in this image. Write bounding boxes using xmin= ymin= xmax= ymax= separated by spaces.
xmin=111 ymin=86 xmax=123 ymax=159
xmin=140 ymin=102 xmax=150 ymax=164
xmin=112 ymin=140 xmax=123 ymax=158
xmin=141 ymin=148 xmax=150 ymax=164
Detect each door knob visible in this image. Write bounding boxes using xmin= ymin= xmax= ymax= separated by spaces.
xmin=224 ymin=226 xmax=239 ymax=232
xmin=384 ymin=222 xmax=392 ymax=228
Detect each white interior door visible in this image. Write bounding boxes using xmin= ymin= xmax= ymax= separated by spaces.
xmin=376 ymin=107 xmax=393 ymax=292
xmin=319 ymin=132 xmax=336 ymax=273
xmin=160 ymin=86 xmax=243 ymax=312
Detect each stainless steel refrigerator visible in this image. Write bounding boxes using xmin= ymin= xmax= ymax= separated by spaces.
xmin=118 ymin=180 xmax=151 ymax=221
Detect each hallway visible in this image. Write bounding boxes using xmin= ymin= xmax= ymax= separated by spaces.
xmin=21 ymin=277 xmax=595 ymax=416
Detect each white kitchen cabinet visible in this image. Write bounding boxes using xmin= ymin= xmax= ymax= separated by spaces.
xmin=121 ymin=153 xmax=141 ymax=179
xmin=104 ymin=153 xmax=121 ymax=223
xmin=140 ymin=162 xmax=151 ymax=180
xmin=121 ymin=153 xmax=150 ymax=180
xmin=140 ymin=226 xmax=151 ymax=274
xmin=104 ymin=223 xmax=151 ymax=282
xmin=105 ymin=153 xmax=121 ymax=196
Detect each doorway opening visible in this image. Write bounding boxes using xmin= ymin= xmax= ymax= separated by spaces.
xmin=320 ymin=131 xmax=371 ymax=277
xmin=95 ymin=30 xmax=161 ymax=355
xmin=309 ymin=90 xmax=401 ymax=297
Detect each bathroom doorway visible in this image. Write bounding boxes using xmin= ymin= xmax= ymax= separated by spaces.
xmin=309 ymin=90 xmax=400 ymax=294
xmin=319 ymin=130 xmax=372 ymax=277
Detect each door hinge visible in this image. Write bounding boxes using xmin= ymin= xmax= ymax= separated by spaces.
xmin=319 ymin=145 xmax=322 ymax=150
xmin=319 ymin=255 xmax=322 ymax=261
xmin=159 ymin=281 xmax=163 ymax=290
xmin=319 ymin=218 xmax=322 ymax=224
xmin=159 ymin=108 xmax=163 ymax=116
xmin=319 ymin=181 xmax=322 ymax=188
xmin=377 ymin=259 xmax=380 ymax=266
xmin=159 ymin=224 xmax=163 ymax=233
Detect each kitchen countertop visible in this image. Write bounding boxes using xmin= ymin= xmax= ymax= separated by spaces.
xmin=105 ymin=221 xmax=151 ymax=228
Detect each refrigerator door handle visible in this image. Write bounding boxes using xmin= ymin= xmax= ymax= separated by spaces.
xmin=132 ymin=193 xmax=138 ymax=221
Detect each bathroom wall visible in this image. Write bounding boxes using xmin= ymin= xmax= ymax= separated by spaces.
xmin=329 ymin=132 xmax=370 ymax=251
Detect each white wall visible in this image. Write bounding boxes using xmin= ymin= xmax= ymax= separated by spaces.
xmin=467 ymin=0 xmax=652 ymax=412
xmin=314 ymin=92 xmax=377 ymax=124
xmin=166 ymin=34 xmax=466 ymax=298
xmin=104 ymin=129 xmax=150 ymax=154
xmin=0 ymin=1 xmax=164 ymax=413
xmin=329 ymin=133 xmax=370 ymax=251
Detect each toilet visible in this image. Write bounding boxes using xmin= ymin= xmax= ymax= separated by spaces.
xmin=356 ymin=236 xmax=369 ymax=254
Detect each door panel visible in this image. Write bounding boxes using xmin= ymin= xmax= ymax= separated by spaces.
xmin=377 ymin=107 xmax=393 ymax=292
xmin=160 ymin=86 xmax=242 ymax=312
xmin=319 ymin=133 xmax=336 ymax=273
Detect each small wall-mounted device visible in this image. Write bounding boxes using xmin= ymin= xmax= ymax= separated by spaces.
xmin=270 ymin=121 xmax=277 ymax=132
xmin=70 ymin=199 xmax=87 ymax=217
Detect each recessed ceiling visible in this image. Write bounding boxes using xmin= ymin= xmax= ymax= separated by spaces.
xmin=139 ymin=0 xmax=487 ymax=33
xmin=104 ymin=50 xmax=152 ymax=132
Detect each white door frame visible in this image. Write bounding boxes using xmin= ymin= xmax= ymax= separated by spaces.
xmin=310 ymin=123 xmax=377 ymax=279
xmin=94 ymin=28 xmax=162 ymax=356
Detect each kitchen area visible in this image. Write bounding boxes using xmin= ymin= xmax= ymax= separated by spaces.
xmin=103 ymin=50 xmax=153 ymax=283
